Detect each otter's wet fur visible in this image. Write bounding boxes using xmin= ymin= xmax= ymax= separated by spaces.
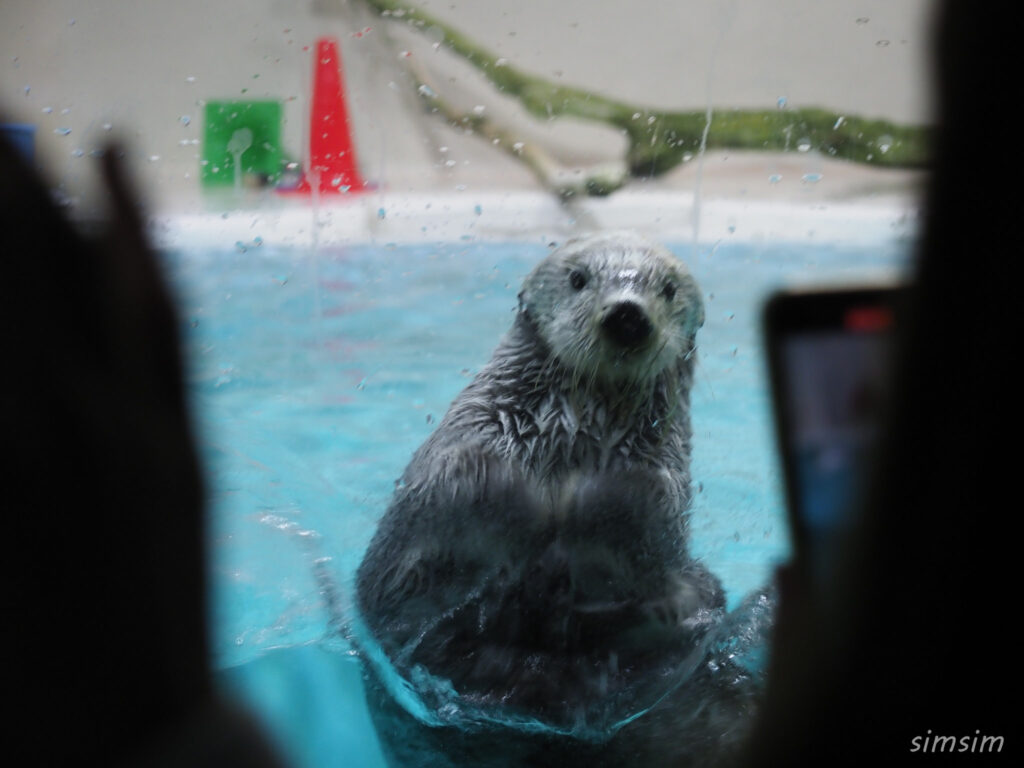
xmin=355 ymin=232 xmax=758 ymax=766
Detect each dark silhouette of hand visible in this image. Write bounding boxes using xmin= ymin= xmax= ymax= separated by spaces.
xmin=2 ymin=132 xmax=282 ymax=766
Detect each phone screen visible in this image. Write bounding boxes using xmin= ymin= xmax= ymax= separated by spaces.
xmin=767 ymin=289 xmax=900 ymax=583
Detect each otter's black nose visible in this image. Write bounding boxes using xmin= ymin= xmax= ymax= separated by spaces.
xmin=602 ymin=301 xmax=653 ymax=348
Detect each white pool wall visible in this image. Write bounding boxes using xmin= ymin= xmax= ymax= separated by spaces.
xmin=152 ymin=187 xmax=920 ymax=254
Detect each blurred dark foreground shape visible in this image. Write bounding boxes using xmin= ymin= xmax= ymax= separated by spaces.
xmin=742 ymin=0 xmax=1017 ymax=763
xmin=2 ymin=134 xmax=285 ymax=766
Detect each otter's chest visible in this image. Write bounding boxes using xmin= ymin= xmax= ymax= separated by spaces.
xmin=486 ymin=388 xmax=673 ymax=475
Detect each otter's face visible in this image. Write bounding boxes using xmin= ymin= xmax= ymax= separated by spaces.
xmin=519 ymin=232 xmax=704 ymax=385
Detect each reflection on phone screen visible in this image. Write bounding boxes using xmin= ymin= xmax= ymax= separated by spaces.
xmin=782 ymin=304 xmax=894 ymax=580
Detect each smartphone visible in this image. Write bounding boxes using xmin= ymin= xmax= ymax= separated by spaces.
xmin=765 ymin=284 xmax=905 ymax=586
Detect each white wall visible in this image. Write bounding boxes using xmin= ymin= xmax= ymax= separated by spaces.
xmin=1 ymin=0 xmax=934 ymax=215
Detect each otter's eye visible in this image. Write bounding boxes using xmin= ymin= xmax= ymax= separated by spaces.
xmin=661 ymin=281 xmax=677 ymax=301
xmin=569 ymin=269 xmax=588 ymax=291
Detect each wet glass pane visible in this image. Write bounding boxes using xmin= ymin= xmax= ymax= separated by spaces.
xmin=2 ymin=1 xmax=932 ymax=765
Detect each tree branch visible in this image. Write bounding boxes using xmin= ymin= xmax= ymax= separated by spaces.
xmin=359 ymin=0 xmax=930 ymax=180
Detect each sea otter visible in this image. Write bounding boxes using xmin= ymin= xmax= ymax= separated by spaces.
xmin=355 ymin=232 xmax=755 ymax=766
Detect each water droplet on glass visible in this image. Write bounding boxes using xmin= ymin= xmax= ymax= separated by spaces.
xmin=877 ymin=134 xmax=894 ymax=153
xmin=377 ymin=207 xmax=387 ymax=219
xmin=71 ymin=148 xmax=84 ymax=157
xmin=185 ymin=76 xmax=196 ymax=83
xmin=23 ymin=85 xmax=30 ymax=95
xmin=54 ymin=127 xmax=71 ymax=136
xmin=796 ymin=137 xmax=812 ymax=152
xmin=102 ymin=122 xmax=113 ymax=131
xmin=776 ymin=96 xmax=787 ymax=109
xmin=417 ymin=84 xmax=435 ymax=98
xmin=472 ymin=105 xmax=486 ymax=115
xmin=42 ymin=106 xmax=53 ymax=114
xmin=801 ymin=172 xmax=823 ymax=183
xmin=512 ymin=142 xmax=525 ymax=153
xmin=856 ymin=17 xmax=869 ymax=25
xmin=180 ymin=115 xmax=191 ymax=126
xmin=833 ymin=116 xmax=846 ymax=130
xmin=768 ymin=173 xmax=782 ymax=184
xmin=875 ymin=39 xmax=890 ymax=47
xmin=474 ymin=204 xmax=482 ymax=215
xmin=495 ymin=57 xmax=508 ymax=67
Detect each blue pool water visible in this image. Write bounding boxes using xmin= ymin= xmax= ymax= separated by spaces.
xmin=165 ymin=237 xmax=910 ymax=767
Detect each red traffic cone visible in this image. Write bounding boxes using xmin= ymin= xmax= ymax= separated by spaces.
xmin=287 ymin=37 xmax=366 ymax=195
